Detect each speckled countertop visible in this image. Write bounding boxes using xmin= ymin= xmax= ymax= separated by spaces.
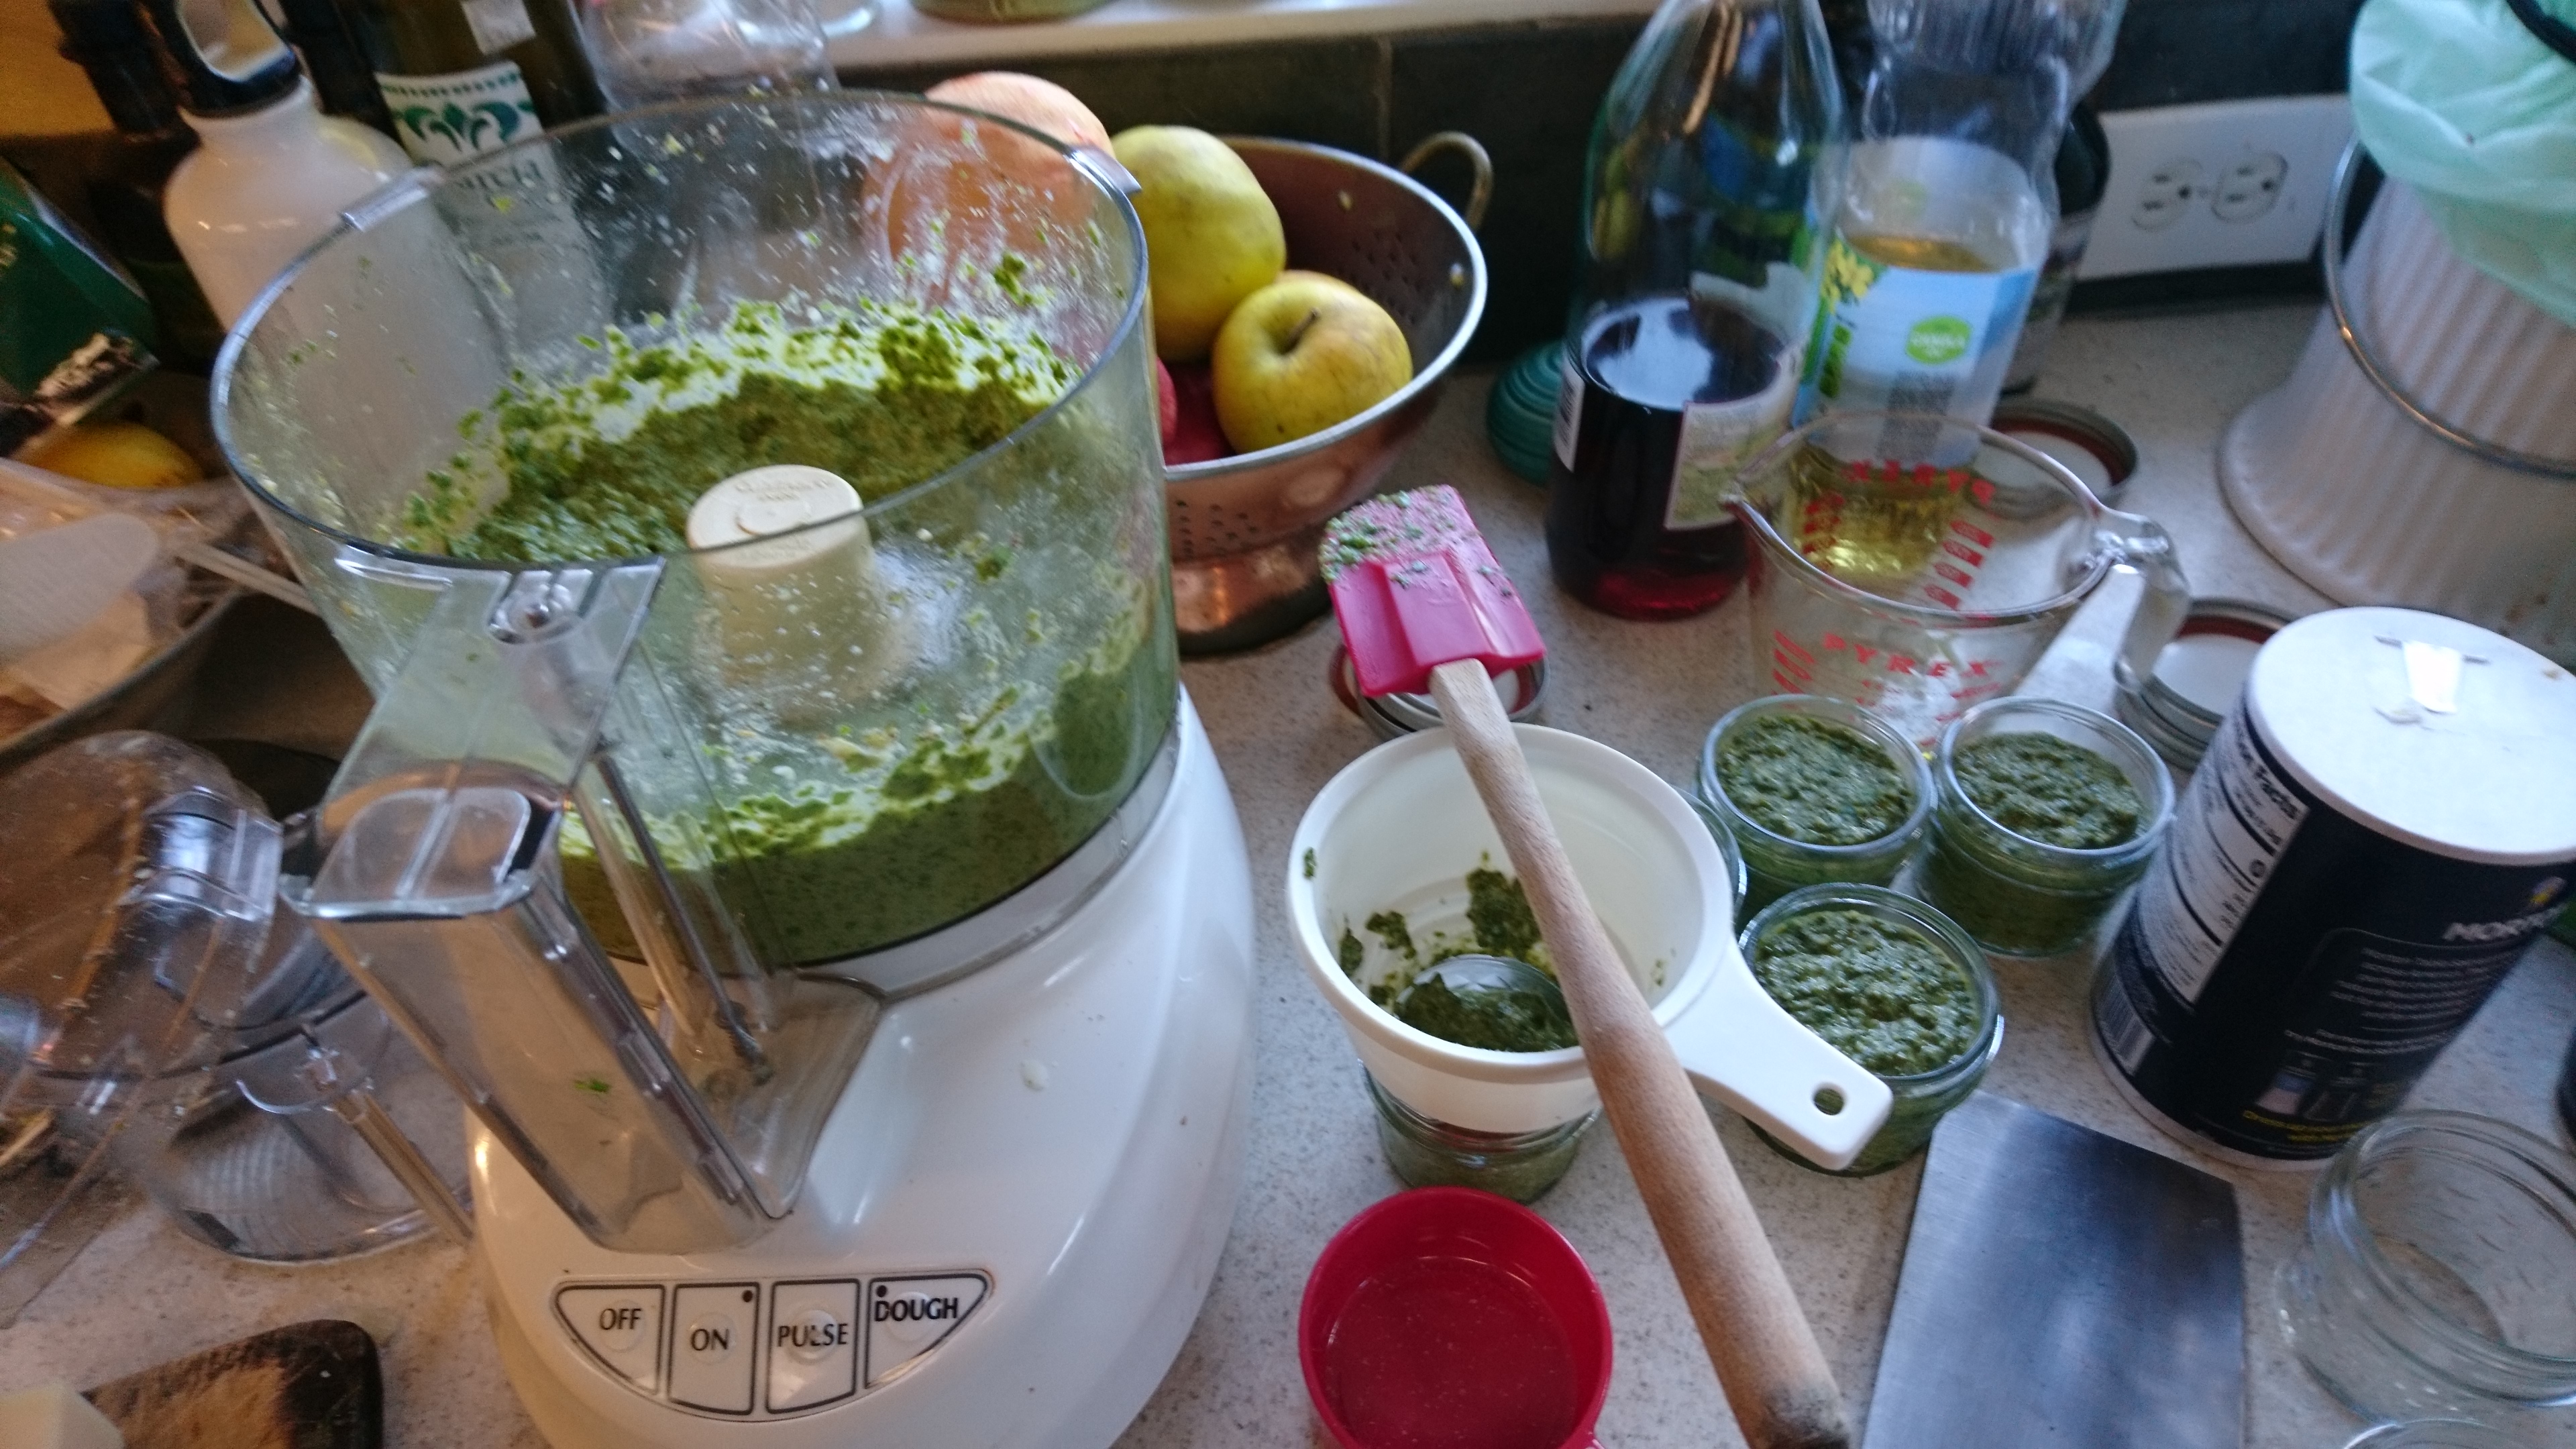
xmin=5 ymin=303 xmax=2572 ymax=1448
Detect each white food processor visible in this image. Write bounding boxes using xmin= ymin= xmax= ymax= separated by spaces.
xmin=213 ymin=95 xmax=1254 ymax=1448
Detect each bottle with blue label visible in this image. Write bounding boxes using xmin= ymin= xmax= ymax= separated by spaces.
xmin=1799 ymin=0 xmax=2124 ymax=441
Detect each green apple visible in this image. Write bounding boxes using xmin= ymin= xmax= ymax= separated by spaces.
xmin=1111 ymin=125 xmax=1286 ymax=362
xmin=1210 ymin=274 xmax=1413 ymax=453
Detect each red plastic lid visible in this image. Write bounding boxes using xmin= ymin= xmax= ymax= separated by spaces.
xmin=1298 ymin=1187 xmax=1613 ymax=1449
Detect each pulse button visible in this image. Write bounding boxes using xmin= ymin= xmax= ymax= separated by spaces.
xmin=767 ymin=1281 xmax=860 ymax=1412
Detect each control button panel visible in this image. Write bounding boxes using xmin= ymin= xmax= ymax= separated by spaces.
xmin=553 ymin=1270 xmax=990 ymax=1419
xmin=866 ymin=1274 xmax=989 ymax=1389
xmin=555 ymin=1285 xmax=663 ymax=1392
xmin=670 ymin=1283 xmax=760 ymax=1414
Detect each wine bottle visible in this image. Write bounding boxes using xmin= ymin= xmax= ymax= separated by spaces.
xmin=341 ymin=0 xmax=600 ymax=164
xmin=1544 ymin=0 xmax=1843 ymax=620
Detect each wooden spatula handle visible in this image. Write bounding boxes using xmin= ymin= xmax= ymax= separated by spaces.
xmin=1428 ymin=659 xmax=1851 ymax=1449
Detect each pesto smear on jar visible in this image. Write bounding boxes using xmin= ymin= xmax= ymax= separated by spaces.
xmin=1749 ymin=908 xmax=1979 ymax=1077
xmin=1952 ymin=733 xmax=2141 ymax=849
xmin=1717 ymin=714 xmax=1912 ymax=845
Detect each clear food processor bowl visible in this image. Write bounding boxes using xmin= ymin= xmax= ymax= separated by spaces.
xmin=213 ymin=95 xmax=1166 ymax=1254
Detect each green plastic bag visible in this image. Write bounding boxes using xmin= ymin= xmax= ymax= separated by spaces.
xmin=2351 ymin=0 xmax=2576 ymax=327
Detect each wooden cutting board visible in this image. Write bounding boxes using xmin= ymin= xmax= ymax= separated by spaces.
xmin=85 ymin=1320 xmax=380 ymax=1449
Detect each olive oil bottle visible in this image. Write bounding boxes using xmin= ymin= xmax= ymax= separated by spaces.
xmin=1795 ymin=0 xmax=2124 ymax=444
xmin=341 ymin=0 xmax=600 ymax=164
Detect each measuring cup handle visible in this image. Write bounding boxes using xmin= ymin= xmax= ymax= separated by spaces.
xmin=1666 ymin=953 xmax=1892 ymax=1171
xmin=2095 ymin=508 xmax=2190 ymax=696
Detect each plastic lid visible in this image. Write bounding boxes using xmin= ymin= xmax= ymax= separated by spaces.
xmin=0 ymin=732 xmax=282 ymax=1085
xmin=2245 ymin=607 xmax=2576 ymax=865
xmin=138 ymin=0 xmax=298 ymax=117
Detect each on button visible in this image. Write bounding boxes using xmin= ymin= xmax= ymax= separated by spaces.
xmin=669 ymin=1283 xmax=759 ymax=1414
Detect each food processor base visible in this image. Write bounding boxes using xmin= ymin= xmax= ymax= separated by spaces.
xmin=477 ymin=698 xmax=1255 ymax=1448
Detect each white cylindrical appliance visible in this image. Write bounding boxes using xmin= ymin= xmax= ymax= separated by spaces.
xmin=2220 ymin=157 xmax=2576 ymax=667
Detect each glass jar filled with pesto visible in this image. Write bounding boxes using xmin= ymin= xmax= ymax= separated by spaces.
xmin=1920 ymin=698 xmax=2174 ymax=957
xmin=1739 ymin=885 xmax=2000 ymax=1175
xmin=1364 ymin=1074 xmax=1596 ymax=1204
xmin=1698 ymin=695 xmax=1931 ymax=913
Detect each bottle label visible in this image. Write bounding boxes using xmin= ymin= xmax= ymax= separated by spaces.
xmin=1666 ymin=358 xmax=1797 ymax=530
xmin=378 ymin=60 xmax=541 ymax=165
xmin=1550 ymin=349 xmax=1583 ymax=473
xmin=462 ymin=0 xmax=539 ymax=54
xmin=1799 ymin=232 xmax=2037 ymax=442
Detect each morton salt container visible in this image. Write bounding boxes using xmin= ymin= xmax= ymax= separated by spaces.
xmin=2092 ymin=606 xmax=2576 ymax=1166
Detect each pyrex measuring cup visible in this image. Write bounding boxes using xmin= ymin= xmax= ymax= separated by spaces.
xmin=1733 ymin=411 xmax=2189 ymax=746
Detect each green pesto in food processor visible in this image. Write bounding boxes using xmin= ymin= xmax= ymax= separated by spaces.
xmin=1748 ymin=908 xmax=1980 ymax=1077
xmin=417 ymin=301 xmax=1170 ymax=963
xmin=398 ymin=302 xmax=1073 ymax=561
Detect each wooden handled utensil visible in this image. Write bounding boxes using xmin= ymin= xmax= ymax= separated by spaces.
xmin=1324 ymin=486 xmax=1851 ymax=1449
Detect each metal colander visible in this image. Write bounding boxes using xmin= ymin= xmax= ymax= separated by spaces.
xmin=1167 ymin=133 xmax=1489 ymax=653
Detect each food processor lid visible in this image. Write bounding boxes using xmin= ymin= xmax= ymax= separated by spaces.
xmin=0 ymin=732 xmax=288 ymax=1084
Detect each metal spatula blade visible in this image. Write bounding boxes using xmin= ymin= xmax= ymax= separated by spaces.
xmin=1862 ymin=1093 xmax=2244 ymax=1449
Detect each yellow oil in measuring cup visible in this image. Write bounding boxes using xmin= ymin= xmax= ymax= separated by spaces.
xmin=1735 ymin=412 xmax=2190 ymax=747
xmin=1784 ymin=443 xmax=1995 ymax=594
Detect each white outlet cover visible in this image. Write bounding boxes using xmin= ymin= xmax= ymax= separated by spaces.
xmin=2082 ymin=95 xmax=2354 ymax=279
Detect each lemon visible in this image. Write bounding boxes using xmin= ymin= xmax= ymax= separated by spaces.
xmin=23 ymin=421 xmax=200 ymax=489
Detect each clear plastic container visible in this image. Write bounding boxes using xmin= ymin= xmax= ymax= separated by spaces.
xmin=2282 ymin=1112 xmax=2576 ymax=1428
xmin=1738 ymin=884 xmax=2000 ymax=1176
xmin=2341 ymin=1424 xmax=2534 ymax=1449
xmin=1697 ymin=694 xmax=1931 ymax=913
xmin=1920 ymin=698 xmax=2173 ymax=957
xmin=1364 ymin=1072 xmax=1596 ymax=1204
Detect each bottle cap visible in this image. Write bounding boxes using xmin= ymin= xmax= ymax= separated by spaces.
xmin=139 ymin=0 xmax=299 ymax=117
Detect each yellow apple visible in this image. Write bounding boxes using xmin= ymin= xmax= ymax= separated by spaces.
xmin=1111 ymin=125 xmax=1285 ymax=362
xmin=1210 ymin=276 xmax=1412 ymax=453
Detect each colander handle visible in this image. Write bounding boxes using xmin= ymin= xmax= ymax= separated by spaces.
xmin=1399 ymin=132 xmax=1492 ymax=232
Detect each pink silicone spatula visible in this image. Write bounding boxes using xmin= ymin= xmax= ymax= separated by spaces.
xmin=1324 ymin=486 xmax=1851 ymax=1449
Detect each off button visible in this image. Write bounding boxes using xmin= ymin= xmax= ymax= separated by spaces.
xmin=669 ymin=1283 xmax=759 ymax=1414
xmin=766 ymin=1280 xmax=859 ymax=1413
xmin=555 ymin=1285 xmax=663 ymax=1393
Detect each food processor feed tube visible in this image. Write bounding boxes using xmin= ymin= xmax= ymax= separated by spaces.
xmin=1544 ymin=0 xmax=1843 ymax=619
xmin=1799 ymin=0 xmax=2124 ymax=441
xmin=218 ymin=96 xmax=1175 ymax=1256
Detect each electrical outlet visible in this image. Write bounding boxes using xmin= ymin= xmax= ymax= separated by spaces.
xmin=2080 ymin=96 xmax=2353 ymax=279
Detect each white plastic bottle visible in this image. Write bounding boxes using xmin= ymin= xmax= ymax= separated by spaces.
xmin=147 ymin=0 xmax=411 ymax=327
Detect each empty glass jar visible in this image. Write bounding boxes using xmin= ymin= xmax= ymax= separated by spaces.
xmin=2281 ymin=1112 xmax=2576 ymax=1428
